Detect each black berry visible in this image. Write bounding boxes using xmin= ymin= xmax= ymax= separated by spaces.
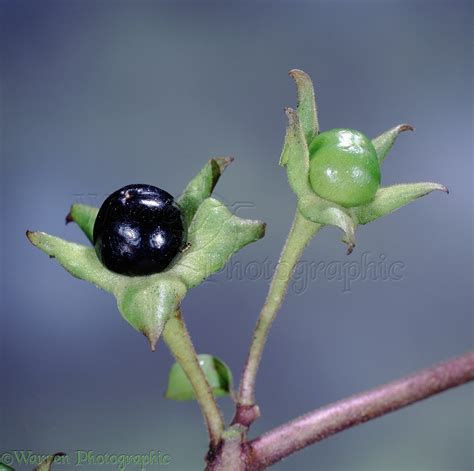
xmin=93 ymin=184 xmax=186 ymax=276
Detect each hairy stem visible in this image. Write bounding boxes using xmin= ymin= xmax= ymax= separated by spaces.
xmin=163 ymin=311 xmax=225 ymax=447
xmin=238 ymin=211 xmax=321 ymax=409
xmin=248 ymin=351 xmax=474 ymax=470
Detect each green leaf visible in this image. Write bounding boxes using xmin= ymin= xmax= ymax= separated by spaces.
xmin=279 ymin=108 xmax=313 ymax=198
xmin=165 ymin=354 xmax=233 ymax=401
xmin=116 ymin=274 xmax=187 ymax=350
xmin=65 ymin=204 xmax=98 ymax=243
xmin=178 ymin=157 xmax=234 ymax=226
xmin=351 ymin=182 xmax=448 ymax=225
xmin=172 ymin=198 xmax=266 ymax=288
xmin=0 ymin=463 xmax=15 ymax=470
xmin=372 ymin=124 xmax=413 ymax=164
xmin=34 ymin=453 xmax=66 ymax=471
xmin=298 ymin=194 xmax=357 ymax=253
xmin=26 ymin=231 xmax=119 ymax=292
xmin=289 ymin=69 xmax=319 ymax=142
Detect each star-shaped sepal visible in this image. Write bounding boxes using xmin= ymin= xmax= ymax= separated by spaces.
xmin=27 ymin=158 xmax=265 ymax=350
xmin=280 ymin=69 xmax=448 ymax=254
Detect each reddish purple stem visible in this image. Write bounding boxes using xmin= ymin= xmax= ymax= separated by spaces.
xmin=249 ymin=352 xmax=474 ymax=470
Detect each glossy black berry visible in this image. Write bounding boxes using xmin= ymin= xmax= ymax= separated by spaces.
xmin=93 ymin=184 xmax=186 ymax=276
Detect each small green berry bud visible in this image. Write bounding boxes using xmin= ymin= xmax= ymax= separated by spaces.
xmin=308 ymin=129 xmax=381 ymax=207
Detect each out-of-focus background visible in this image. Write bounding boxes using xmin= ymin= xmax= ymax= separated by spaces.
xmin=1 ymin=1 xmax=472 ymax=470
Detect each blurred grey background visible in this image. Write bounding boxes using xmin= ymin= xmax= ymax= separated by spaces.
xmin=1 ymin=1 xmax=472 ymax=470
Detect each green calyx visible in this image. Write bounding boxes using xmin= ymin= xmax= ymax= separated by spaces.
xmin=27 ymin=157 xmax=265 ymax=350
xmin=280 ymin=69 xmax=447 ymax=253
xmin=308 ymin=128 xmax=381 ymax=208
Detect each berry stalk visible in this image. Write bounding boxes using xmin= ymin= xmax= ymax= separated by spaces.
xmin=237 ymin=211 xmax=321 ymax=411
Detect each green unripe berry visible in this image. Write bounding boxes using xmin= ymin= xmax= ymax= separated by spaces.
xmin=308 ymin=129 xmax=381 ymax=208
